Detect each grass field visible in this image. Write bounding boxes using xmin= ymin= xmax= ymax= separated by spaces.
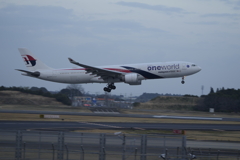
xmin=0 ymin=104 xmax=91 ymax=112
xmin=1 ymin=104 xmax=240 ymax=119
xmin=136 ymin=96 xmax=201 ymax=111
xmin=0 ymin=91 xmax=62 ymax=105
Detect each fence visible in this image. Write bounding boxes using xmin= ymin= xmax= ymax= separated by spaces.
xmin=0 ymin=130 xmax=187 ymax=160
xmin=0 ymin=130 xmax=239 ymax=160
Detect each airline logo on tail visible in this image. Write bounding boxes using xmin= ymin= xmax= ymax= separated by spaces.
xmin=22 ymin=55 xmax=36 ymax=67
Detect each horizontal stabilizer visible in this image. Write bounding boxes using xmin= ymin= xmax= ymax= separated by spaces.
xmin=15 ymin=69 xmax=40 ymax=77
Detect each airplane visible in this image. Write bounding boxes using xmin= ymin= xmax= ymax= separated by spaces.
xmin=16 ymin=48 xmax=201 ymax=92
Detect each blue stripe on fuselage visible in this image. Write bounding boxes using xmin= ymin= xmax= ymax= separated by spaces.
xmin=121 ymin=66 xmax=163 ymax=79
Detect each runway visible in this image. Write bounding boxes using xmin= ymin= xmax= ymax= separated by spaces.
xmin=1 ymin=109 xmax=240 ymax=122
xmin=1 ymin=121 xmax=240 ymax=131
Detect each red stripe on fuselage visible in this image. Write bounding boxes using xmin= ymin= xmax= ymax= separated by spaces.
xmin=60 ymin=68 xmax=85 ymax=70
xmin=104 ymin=68 xmax=131 ymax=73
xmin=57 ymin=68 xmax=131 ymax=73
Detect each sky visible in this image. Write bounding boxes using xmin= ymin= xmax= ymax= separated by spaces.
xmin=0 ymin=0 xmax=240 ymax=96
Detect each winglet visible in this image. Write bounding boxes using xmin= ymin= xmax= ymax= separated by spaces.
xmin=68 ymin=57 xmax=73 ymax=62
xmin=68 ymin=57 xmax=75 ymax=63
xmin=68 ymin=57 xmax=79 ymax=66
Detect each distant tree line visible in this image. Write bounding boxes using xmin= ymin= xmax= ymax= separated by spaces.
xmin=195 ymin=87 xmax=240 ymax=112
xmin=0 ymin=86 xmax=71 ymax=105
xmin=135 ymin=93 xmax=182 ymax=102
xmin=183 ymin=94 xmax=199 ymax=98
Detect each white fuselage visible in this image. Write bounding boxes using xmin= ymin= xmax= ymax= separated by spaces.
xmin=31 ymin=61 xmax=201 ymax=85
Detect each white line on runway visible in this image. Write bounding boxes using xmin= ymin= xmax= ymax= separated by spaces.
xmin=93 ymin=112 xmax=119 ymax=114
xmin=78 ymin=122 xmax=123 ymax=129
xmin=153 ymin=116 xmax=223 ymax=121
xmin=133 ymin=127 xmax=145 ymax=130
xmin=213 ymin=129 xmax=225 ymax=131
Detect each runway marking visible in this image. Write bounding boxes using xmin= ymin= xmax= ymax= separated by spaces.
xmin=93 ymin=111 xmax=119 ymax=114
xmin=79 ymin=122 xmax=146 ymax=130
xmin=213 ymin=129 xmax=225 ymax=131
xmin=132 ymin=127 xmax=145 ymax=130
xmin=153 ymin=116 xmax=223 ymax=121
xmin=27 ymin=127 xmax=89 ymax=131
xmin=78 ymin=122 xmax=123 ymax=129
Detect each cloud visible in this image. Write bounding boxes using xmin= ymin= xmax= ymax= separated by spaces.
xmin=233 ymin=1 xmax=240 ymax=10
xmin=0 ymin=4 xmax=170 ymax=59
xmin=116 ymin=1 xmax=186 ymax=14
xmin=219 ymin=0 xmax=240 ymax=10
xmin=202 ymin=13 xmax=240 ymax=18
xmin=186 ymin=21 xmax=220 ymax=25
xmin=0 ymin=3 xmax=171 ymax=48
xmin=0 ymin=4 xmax=167 ymax=34
xmin=0 ymin=4 xmax=74 ymax=26
xmin=0 ymin=4 xmax=78 ymax=43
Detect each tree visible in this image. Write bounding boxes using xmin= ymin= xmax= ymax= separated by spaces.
xmin=198 ymin=88 xmax=240 ymax=112
xmin=67 ymin=84 xmax=85 ymax=95
xmin=55 ymin=93 xmax=71 ymax=105
xmin=0 ymin=85 xmax=71 ymax=105
xmin=209 ymin=87 xmax=215 ymax=94
xmin=132 ymin=102 xmax=140 ymax=107
xmin=0 ymin=86 xmax=6 ymax=91
xmin=60 ymin=84 xmax=84 ymax=98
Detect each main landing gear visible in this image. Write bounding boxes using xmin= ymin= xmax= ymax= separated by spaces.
xmin=181 ymin=77 xmax=185 ymax=84
xmin=103 ymin=83 xmax=116 ymax=92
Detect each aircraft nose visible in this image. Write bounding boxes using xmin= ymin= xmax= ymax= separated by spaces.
xmin=197 ymin=66 xmax=201 ymax=72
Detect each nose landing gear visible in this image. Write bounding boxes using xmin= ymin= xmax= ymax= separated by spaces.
xmin=103 ymin=83 xmax=116 ymax=92
xmin=181 ymin=77 xmax=185 ymax=84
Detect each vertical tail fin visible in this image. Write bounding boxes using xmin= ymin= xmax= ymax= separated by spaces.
xmin=18 ymin=48 xmax=52 ymax=71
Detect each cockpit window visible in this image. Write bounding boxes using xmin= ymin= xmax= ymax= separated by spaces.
xmin=192 ymin=64 xmax=196 ymax=67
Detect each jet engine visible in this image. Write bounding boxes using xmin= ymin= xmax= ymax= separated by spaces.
xmin=123 ymin=73 xmax=141 ymax=85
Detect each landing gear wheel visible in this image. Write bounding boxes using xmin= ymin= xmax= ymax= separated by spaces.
xmin=103 ymin=87 xmax=111 ymax=92
xmin=181 ymin=77 xmax=185 ymax=84
xmin=103 ymin=83 xmax=116 ymax=92
xmin=109 ymin=85 xmax=116 ymax=90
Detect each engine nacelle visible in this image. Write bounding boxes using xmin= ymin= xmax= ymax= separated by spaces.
xmin=123 ymin=73 xmax=142 ymax=85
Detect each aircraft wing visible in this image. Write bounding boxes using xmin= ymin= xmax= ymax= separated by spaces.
xmin=68 ymin=58 xmax=123 ymax=79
